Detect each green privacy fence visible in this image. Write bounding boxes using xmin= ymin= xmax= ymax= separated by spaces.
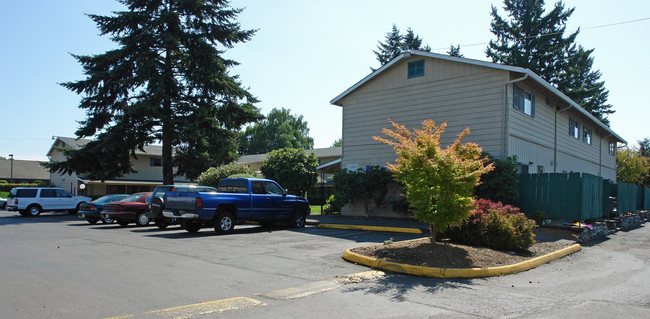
xmin=516 ymin=173 xmax=649 ymax=221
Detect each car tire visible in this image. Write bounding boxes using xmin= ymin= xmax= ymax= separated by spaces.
xmin=184 ymin=221 xmax=201 ymax=233
xmin=68 ymin=202 xmax=85 ymax=215
xmin=26 ymin=205 xmax=42 ymax=217
xmin=155 ymin=219 xmax=169 ymax=229
xmin=214 ymin=211 xmax=234 ymax=234
xmin=102 ymin=217 xmax=114 ymax=224
xmin=118 ymin=221 xmax=129 ymax=227
xmin=135 ymin=212 xmax=150 ymax=226
xmin=87 ymin=218 xmax=99 ymax=224
xmin=289 ymin=210 xmax=307 ymax=228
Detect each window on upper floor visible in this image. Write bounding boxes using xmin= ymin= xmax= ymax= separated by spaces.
xmin=569 ymin=118 xmax=580 ymax=139
xmin=582 ymin=127 xmax=592 ymax=145
xmin=513 ymin=83 xmax=535 ymax=117
xmin=150 ymin=158 xmax=162 ymax=167
xmin=609 ymin=142 xmax=616 ymax=155
xmin=407 ymin=60 xmax=424 ymax=78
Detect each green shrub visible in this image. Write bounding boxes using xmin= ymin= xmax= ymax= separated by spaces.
xmin=198 ymin=163 xmax=257 ymax=188
xmin=441 ymin=198 xmax=536 ymax=251
xmin=0 ymin=180 xmax=7 ymax=184
xmin=474 ymin=153 xmax=519 ymax=205
xmin=323 ymin=194 xmax=344 ymax=214
xmin=390 ymin=196 xmax=413 ymax=217
xmin=531 ymin=211 xmax=550 ymax=226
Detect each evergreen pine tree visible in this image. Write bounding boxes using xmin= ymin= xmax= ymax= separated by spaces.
xmin=373 ymin=24 xmax=404 ymax=66
xmin=46 ymin=0 xmax=263 ymax=183
xmin=486 ymin=0 xmax=577 ymax=84
xmin=447 ymin=45 xmax=464 ymax=57
xmin=556 ymin=45 xmax=613 ymax=124
xmin=486 ymin=0 xmax=613 ymax=124
xmin=373 ymin=24 xmax=431 ymax=68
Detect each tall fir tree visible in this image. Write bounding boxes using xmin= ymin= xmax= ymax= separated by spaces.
xmin=373 ymin=24 xmax=431 ymax=68
xmin=556 ymin=45 xmax=613 ymax=124
xmin=447 ymin=45 xmax=464 ymax=57
xmin=46 ymin=0 xmax=263 ymax=183
xmin=487 ymin=0 xmax=614 ymax=124
xmin=486 ymin=0 xmax=577 ymax=84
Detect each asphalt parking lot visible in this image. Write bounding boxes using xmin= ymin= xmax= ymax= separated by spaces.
xmin=1 ymin=209 xmax=649 ymax=318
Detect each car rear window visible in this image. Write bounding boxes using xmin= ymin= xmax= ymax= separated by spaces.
xmin=15 ymin=189 xmax=38 ymax=198
xmin=217 ymin=180 xmax=248 ymax=193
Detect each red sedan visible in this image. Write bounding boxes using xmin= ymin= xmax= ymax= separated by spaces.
xmin=101 ymin=192 xmax=152 ymax=227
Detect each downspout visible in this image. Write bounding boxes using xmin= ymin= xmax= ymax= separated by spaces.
xmin=554 ymin=104 xmax=572 ymax=173
xmin=503 ymin=73 xmax=529 ymax=159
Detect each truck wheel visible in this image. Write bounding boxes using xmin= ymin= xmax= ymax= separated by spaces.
xmin=87 ymin=218 xmax=99 ymax=224
xmin=69 ymin=203 xmax=83 ymax=214
xmin=26 ymin=205 xmax=42 ymax=217
xmin=214 ymin=212 xmax=234 ymax=234
xmin=135 ymin=212 xmax=150 ymax=226
xmin=155 ymin=219 xmax=169 ymax=229
xmin=290 ymin=211 xmax=307 ymax=228
xmin=184 ymin=221 xmax=202 ymax=233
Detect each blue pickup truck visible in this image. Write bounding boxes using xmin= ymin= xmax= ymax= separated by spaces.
xmin=160 ymin=178 xmax=310 ymax=234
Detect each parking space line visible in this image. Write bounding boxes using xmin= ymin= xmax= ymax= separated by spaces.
xmin=105 ymin=297 xmax=266 ymax=319
xmin=257 ymin=270 xmax=385 ymax=300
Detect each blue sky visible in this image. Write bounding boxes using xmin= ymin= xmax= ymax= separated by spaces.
xmin=1 ymin=0 xmax=648 ymax=161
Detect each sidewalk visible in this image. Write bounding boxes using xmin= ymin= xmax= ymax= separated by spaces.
xmin=306 ymin=213 xmax=430 ymax=234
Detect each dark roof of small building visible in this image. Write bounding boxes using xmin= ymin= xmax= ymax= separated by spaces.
xmin=0 ymin=159 xmax=50 ymax=181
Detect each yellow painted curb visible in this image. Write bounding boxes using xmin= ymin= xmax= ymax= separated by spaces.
xmin=342 ymin=242 xmax=581 ymax=278
xmin=318 ymin=223 xmax=423 ymax=234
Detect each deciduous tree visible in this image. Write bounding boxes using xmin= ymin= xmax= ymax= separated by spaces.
xmin=616 ymin=148 xmax=650 ymax=186
xmin=46 ymin=0 xmax=263 ymax=183
xmin=260 ymin=148 xmax=318 ymax=196
xmin=240 ymin=108 xmax=313 ymax=155
xmin=374 ymin=120 xmax=493 ymax=242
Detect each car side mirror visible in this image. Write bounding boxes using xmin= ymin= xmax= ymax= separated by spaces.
xmin=282 ymin=189 xmax=287 ymax=197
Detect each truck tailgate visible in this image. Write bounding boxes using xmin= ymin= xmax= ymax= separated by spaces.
xmin=165 ymin=192 xmax=197 ymax=211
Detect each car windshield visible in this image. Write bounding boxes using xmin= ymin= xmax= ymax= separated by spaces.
xmin=93 ymin=194 xmax=127 ymax=203
xmin=119 ymin=193 xmax=145 ymax=202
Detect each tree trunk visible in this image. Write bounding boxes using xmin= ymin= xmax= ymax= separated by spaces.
xmin=429 ymin=223 xmax=437 ymax=243
xmin=162 ymin=119 xmax=174 ymax=185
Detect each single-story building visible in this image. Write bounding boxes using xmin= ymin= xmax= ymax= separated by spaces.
xmin=331 ymin=50 xmax=626 ymax=216
xmin=47 ymin=137 xmax=191 ymax=197
xmin=0 ymin=158 xmax=50 ymax=184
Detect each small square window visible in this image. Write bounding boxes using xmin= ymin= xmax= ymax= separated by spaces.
xmin=583 ymin=127 xmax=592 ymax=145
xmin=569 ymin=118 xmax=580 ymax=139
xmin=407 ymin=60 xmax=424 ymax=78
xmin=150 ymin=158 xmax=162 ymax=167
xmin=513 ymin=84 xmax=535 ymax=117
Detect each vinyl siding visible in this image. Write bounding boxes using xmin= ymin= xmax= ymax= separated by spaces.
xmin=340 ymin=56 xmax=508 ymax=170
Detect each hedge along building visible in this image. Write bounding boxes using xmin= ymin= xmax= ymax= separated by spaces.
xmin=47 ymin=137 xmax=191 ymax=197
xmin=331 ymin=50 xmax=626 ymax=217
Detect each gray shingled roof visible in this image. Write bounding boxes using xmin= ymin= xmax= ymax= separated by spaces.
xmin=0 ymin=159 xmax=50 ymax=180
xmin=51 ymin=136 xmax=163 ymax=156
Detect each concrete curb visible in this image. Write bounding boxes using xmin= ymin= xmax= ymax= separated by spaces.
xmin=317 ymin=223 xmax=424 ymax=234
xmin=342 ymin=241 xmax=582 ymax=278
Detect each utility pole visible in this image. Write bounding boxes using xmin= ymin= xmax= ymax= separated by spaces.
xmin=9 ymin=154 xmax=14 ymax=183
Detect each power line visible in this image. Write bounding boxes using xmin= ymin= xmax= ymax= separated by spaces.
xmin=432 ymin=17 xmax=650 ymax=52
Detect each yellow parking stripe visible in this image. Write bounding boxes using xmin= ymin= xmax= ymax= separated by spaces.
xmin=106 ymin=297 xmax=265 ymax=319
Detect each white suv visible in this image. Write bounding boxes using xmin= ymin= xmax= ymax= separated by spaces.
xmin=7 ymin=187 xmax=91 ymax=217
